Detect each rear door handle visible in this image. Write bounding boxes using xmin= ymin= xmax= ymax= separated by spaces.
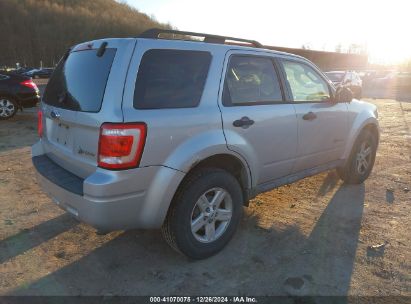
xmin=233 ymin=116 xmax=254 ymax=128
xmin=302 ymin=111 xmax=317 ymax=121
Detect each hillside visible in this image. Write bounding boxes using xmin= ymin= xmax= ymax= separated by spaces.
xmin=0 ymin=0 xmax=170 ymax=67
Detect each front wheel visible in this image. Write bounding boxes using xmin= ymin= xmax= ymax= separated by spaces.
xmin=162 ymin=168 xmax=243 ymax=259
xmin=337 ymin=129 xmax=377 ymax=184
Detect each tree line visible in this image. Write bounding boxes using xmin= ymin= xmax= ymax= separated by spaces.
xmin=0 ymin=0 xmax=171 ymax=68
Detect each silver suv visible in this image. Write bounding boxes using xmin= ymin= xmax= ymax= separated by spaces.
xmin=32 ymin=29 xmax=379 ymax=259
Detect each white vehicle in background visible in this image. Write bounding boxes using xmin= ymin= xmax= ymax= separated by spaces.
xmin=325 ymin=71 xmax=363 ymax=99
xmin=372 ymin=72 xmax=411 ymax=89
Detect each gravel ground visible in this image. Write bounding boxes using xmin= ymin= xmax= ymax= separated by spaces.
xmin=0 ymin=96 xmax=410 ymax=298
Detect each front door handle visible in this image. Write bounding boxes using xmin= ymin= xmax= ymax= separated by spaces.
xmin=233 ymin=116 xmax=255 ymax=128
xmin=302 ymin=111 xmax=317 ymax=121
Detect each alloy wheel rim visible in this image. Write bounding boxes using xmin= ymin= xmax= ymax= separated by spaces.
xmin=0 ymin=99 xmax=15 ymax=118
xmin=356 ymin=141 xmax=372 ymax=175
xmin=190 ymin=187 xmax=233 ymax=243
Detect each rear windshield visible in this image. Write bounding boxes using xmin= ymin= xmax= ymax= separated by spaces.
xmin=134 ymin=49 xmax=211 ymax=109
xmin=43 ymin=48 xmax=116 ymax=112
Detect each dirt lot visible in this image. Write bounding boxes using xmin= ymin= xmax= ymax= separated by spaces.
xmin=0 ymin=95 xmax=410 ymax=297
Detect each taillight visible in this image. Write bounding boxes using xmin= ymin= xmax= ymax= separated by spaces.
xmin=98 ymin=123 xmax=147 ymax=170
xmin=37 ymin=110 xmax=43 ymax=138
xmin=20 ymin=79 xmax=38 ymax=91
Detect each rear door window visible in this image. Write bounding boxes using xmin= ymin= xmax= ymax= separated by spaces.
xmin=43 ymin=48 xmax=116 ymax=112
xmin=133 ymin=49 xmax=211 ymax=109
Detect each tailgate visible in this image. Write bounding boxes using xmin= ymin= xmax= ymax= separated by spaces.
xmin=40 ymin=39 xmax=137 ymax=178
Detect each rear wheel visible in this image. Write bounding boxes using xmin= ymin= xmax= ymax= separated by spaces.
xmin=0 ymin=97 xmax=17 ymax=120
xmin=162 ymin=168 xmax=243 ymax=259
xmin=337 ymin=129 xmax=377 ymax=184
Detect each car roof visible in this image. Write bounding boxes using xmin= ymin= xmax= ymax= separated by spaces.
xmin=76 ymin=28 xmax=308 ymax=62
xmin=74 ymin=36 xmax=308 ymax=64
xmin=136 ymin=37 xmax=307 ymax=60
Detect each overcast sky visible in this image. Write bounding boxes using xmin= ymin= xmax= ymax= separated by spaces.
xmin=126 ymin=0 xmax=409 ymax=64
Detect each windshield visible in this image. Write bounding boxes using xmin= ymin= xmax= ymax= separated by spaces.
xmin=325 ymin=72 xmax=345 ymax=82
xmin=43 ymin=48 xmax=116 ymax=112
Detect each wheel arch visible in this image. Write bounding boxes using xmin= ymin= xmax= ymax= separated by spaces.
xmin=174 ymin=153 xmax=253 ymax=207
xmin=0 ymin=93 xmax=18 ymax=103
xmin=342 ymin=117 xmax=380 ymax=161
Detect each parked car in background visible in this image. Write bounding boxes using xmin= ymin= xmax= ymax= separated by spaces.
xmin=325 ymin=71 xmax=363 ymax=99
xmin=23 ymin=69 xmax=39 ymax=77
xmin=25 ymin=68 xmax=54 ymax=79
xmin=13 ymin=67 xmax=36 ymax=75
xmin=32 ymin=29 xmax=379 ymax=259
xmin=358 ymin=70 xmax=376 ymax=86
xmin=371 ymin=72 xmax=411 ymax=89
xmin=0 ymin=72 xmax=40 ymax=119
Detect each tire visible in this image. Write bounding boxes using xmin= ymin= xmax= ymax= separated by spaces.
xmin=0 ymin=97 xmax=18 ymax=120
xmin=337 ymin=129 xmax=377 ymax=184
xmin=162 ymin=168 xmax=243 ymax=259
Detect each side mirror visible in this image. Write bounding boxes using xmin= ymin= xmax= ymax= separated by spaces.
xmin=335 ymin=86 xmax=353 ymax=103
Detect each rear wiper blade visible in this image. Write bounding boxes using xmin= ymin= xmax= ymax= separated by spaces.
xmin=96 ymin=41 xmax=108 ymax=57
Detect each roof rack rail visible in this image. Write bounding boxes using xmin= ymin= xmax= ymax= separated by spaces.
xmin=138 ymin=28 xmax=263 ymax=48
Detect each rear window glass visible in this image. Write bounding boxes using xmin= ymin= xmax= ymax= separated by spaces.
xmin=43 ymin=48 xmax=116 ymax=112
xmin=133 ymin=49 xmax=211 ymax=109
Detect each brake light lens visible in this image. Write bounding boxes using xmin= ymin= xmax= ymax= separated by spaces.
xmin=37 ymin=110 xmax=43 ymax=138
xmin=20 ymin=79 xmax=38 ymax=91
xmin=98 ymin=123 xmax=147 ymax=170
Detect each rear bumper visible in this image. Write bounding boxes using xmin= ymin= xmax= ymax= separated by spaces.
xmin=32 ymin=142 xmax=185 ymax=231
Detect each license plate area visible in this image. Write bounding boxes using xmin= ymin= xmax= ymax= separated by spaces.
xmin=51 ymin=122 xmax=73 ymax=148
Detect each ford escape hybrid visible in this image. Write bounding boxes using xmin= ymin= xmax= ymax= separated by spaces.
xmin=32 ymin=29 xmax=379 ymax=259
